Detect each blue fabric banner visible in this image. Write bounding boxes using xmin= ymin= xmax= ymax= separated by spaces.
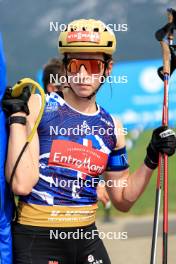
xmin=0 ymin=32 xmax=13 ymax=264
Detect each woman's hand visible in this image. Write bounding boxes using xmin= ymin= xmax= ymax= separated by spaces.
xmin=97 ymin=183 xmax=110 ymax=207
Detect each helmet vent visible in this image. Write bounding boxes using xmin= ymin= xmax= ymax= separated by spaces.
xmin=107 ymin=41 xmax=113 ymax=47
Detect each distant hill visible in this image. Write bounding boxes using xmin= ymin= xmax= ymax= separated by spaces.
xmin=0 ymin=0 xmax=175 ymax=83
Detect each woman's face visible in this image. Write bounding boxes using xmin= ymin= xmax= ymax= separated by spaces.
xmin=66 ymin=52 xmax=112 ymax=98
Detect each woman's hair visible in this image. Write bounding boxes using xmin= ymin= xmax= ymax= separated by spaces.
xmin=42 ymin=58 xmax=64 ymax=92
xmin=104 ymin=54 xmax=112 ymax=62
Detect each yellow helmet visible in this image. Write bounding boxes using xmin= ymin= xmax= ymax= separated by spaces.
xmin=58 ymin=19 xmax=116 ymax=55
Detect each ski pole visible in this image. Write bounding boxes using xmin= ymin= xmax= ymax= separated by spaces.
xmin=150 ymin=8 xmax=176 ymax=264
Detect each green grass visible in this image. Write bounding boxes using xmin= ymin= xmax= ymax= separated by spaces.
xmin=97 ymin=130 xmax=176 ymax=216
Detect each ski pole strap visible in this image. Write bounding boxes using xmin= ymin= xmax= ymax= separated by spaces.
xmin=9 ymin=78 xmax=46 ymax=188
xmin=155 ymin=8 xmax=176 ymax=78
xmin=11 ymin=78 xmax=46 ymax=143
xmin=155 ymin=8 xmax=176 ymax=42
xmin=155 ymin=22 xmax=175 ymax=42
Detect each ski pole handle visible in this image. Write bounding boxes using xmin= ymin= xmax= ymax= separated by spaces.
xmin=160 ymin=9 xmax=175 ymax=75
xmin=161 ymin=41 xmax=171 ymax=75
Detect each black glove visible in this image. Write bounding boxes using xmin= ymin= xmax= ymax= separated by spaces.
xmin=144 ymin=126 xmax=176 ymax=170
xmin=2 ymin=86 xmax=31 ymax=116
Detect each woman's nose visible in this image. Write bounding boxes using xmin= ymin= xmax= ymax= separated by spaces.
xmin=78 ymin=64 xmax=89 ymax=76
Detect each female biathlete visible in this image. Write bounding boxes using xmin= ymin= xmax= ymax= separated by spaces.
xmin=2 ymin=19 xmax=176 ymax=264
